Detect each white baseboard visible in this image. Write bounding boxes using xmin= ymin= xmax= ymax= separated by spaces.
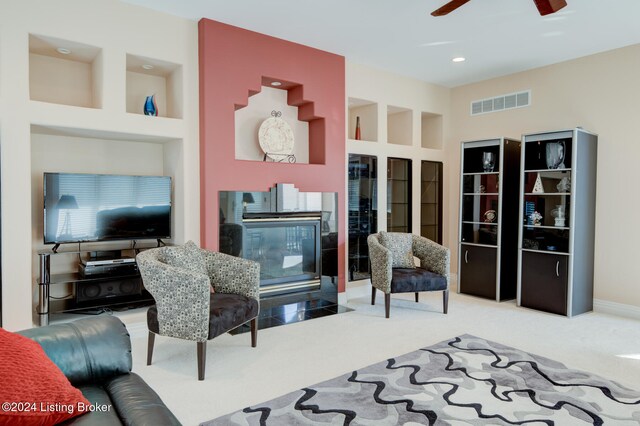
xmin=593 ymin=299 xmax=640 ymax=321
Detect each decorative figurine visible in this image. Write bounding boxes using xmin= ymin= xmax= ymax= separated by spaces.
xmin=532 ymin=173 xmax=544 ymax=193
xmin=557 ymin=176 xmax=571 ymax=192
xmin=530 ymin=210 xmax=543 ymax=226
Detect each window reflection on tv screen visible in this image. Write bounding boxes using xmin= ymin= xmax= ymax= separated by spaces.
xmin=43 ymin=173 xmax=171 ymax=244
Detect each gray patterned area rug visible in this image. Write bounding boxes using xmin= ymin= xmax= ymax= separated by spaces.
xmin=203 ymin=334 xmax=640 ymax=425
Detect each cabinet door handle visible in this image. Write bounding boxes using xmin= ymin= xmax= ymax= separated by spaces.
xmin=464 ymin=250 xmax=469 ymax=264
xmin=556 ymin=260 xmax=560 ymax=277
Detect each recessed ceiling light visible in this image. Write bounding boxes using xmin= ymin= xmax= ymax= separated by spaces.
xmin=56 ymin=47 xmax=71 ymax=55
xmin=271 ymin=81 xmax=282 ymax=87
xmin=452 ymin=57 xmax=466 ymax=63
xmin=142 ymin=64 xmax=154 ymax=70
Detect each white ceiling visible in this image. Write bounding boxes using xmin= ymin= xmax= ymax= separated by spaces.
xmin=122 ymin=0 xmax=640 ymax=88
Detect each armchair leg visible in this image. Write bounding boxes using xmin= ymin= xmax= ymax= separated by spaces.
xmin=415 ymin=292 xmax=419 ymax=303
xmin=443 ymin=290 xmax=449 ymax=314
xmin=250 ymin=318 xmax=257 ymax=348
xmin=147 ymin=332 xmax=155 ymax=366
xmin=197 ymin=341 xmax=207 ymax=381
xmin=385 ymin=294 xmax=390 ymax=319
xmin=371 ymin=287 xmax=377 ymax=305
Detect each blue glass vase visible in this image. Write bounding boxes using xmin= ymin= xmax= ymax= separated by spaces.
xmin=143 ymin=94 xmax=158 ymax=116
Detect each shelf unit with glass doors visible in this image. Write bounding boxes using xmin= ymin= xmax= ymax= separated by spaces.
xmin=517 ymin=128 xmax=597 ymax=317
xmin=458 ymin=138 xmax=521 ymax=301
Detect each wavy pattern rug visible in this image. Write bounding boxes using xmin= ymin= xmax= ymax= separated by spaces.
xmin=203 ymin=334 xmax=640 ymax=425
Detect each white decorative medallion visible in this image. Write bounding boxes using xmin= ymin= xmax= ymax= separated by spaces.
xmin=258 ymin=110 xmax=295 ymax=162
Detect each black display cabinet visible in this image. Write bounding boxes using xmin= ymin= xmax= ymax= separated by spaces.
xmin=348 ymin=154 xmax=377 ymax=281
xmin=458 ymin=138 xmax=521 ymax=301
xmin=517 ymin=128 xmax=597 ymax=316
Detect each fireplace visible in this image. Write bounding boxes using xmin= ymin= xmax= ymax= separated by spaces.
xmin=243 ymin=212 xmax=321 ymax=295
xmin=219 ymin=184 xmax=338 ymax=301
xmin=218 ymin=184 xmax=344 ymax=333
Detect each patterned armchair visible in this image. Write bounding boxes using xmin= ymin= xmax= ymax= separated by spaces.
xmin=367 ymin=232 xmax=450 ymax=318
xmin=136 ymin=241 xmax=260 ymax=380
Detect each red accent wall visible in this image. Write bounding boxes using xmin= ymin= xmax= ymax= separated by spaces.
xmin=198 ymin=19 xmax=346 ymax=292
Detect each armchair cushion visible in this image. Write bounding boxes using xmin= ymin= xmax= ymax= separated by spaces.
xmin=391 ymin=267 xmax=448 ymax=294
xmin=160 ymin=240 xmax=208 ymax=278
xmin=148 ymin=293 xmax=259 ymax=340
xmin=379 ymin=231 xmax=415 ymax=268
xmin=207 ymin=293 xmax=259 ymax=339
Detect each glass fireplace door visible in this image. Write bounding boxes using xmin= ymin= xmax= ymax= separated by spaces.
xmin=243 ymin=218 xmax=321 ymax=292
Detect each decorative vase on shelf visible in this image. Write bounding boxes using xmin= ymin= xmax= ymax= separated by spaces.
xmin=545 ymin=141 xmax=565 ymax=169
xmin=143 ymin=94 xmax=158 ymax=116
xmin=355 ymin=116 xmax=361 ymax=140
xmin=551 ymin=205 xmax=566 ymax=227
xmin=482 ymin=152 xmax=495 ymax=172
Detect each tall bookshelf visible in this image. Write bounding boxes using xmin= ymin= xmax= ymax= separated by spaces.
xmin=458 ymin=138 xmax=521 ymax=301
xmin=517 ymin=128 xmax=597 ymax=316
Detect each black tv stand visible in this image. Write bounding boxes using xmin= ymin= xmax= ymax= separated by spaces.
xmin=36 ymin=242 xmax=159 ymax=326
xmin=156 ymin=238 xmax=166 ymax=247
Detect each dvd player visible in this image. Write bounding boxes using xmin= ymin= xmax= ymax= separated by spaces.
xmin=79 ymin=262 xmax=139 ymax=278
xmin=82 ymin=256 xmax=136 ymax=267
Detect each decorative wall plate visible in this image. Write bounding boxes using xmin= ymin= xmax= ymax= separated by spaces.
xmin=258 ymin=111 xmax=295 ymax=160
xmin=483 ymin=210 xmax=497 ymax=223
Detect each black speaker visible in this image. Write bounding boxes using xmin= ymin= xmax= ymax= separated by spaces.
xmin=76 ymin=278 xmax=142 ymax=303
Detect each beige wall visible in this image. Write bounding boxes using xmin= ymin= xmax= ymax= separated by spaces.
xmin=447 ymin=44 xmax=640 ymax=309
xmin=0 ymin=0 xmax=200 ymax=330
xmin=346 ymin=61 xmax=450 ymax=294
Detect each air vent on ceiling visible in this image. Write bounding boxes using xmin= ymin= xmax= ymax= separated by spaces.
xmin=470 ymin=90 xmax=531 ymax=116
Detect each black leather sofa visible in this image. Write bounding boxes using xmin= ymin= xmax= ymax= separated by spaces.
xmin=19 ymin=316 xmax=180 ymax=425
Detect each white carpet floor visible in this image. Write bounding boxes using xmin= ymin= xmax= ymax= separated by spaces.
xmin=115 ymin=291 xmax=640 ymax=425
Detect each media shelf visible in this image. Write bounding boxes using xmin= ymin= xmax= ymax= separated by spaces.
xmin=36 ymin=243 xmax=161 ymax=326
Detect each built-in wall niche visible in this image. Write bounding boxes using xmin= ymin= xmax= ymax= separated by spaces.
xmin=387 ymin=105 xmax=413 ymax=146
xmin=234 ymin=86 xmax=310 ymax=164
xmin=29 ymin=125 xmax=183 ymax=278
xmin=126 ymin=54 xmax=183 ymax=119
xmin=29 ymin=34 xmax=102 ymax=109
xmin=421 ymin=112 xmax=443 ymax=149
xmin=348 ymin=98 xmax=378 ymax=142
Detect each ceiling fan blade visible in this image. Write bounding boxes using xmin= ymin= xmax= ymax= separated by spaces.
xmin=533 ymin=0 xmax=568 ymax=16
xmin=431 ymin=0 xmax=472 ymax=17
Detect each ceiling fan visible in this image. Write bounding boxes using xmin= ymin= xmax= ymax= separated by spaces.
xmin=431 ymin=0 xmax=567 ymax=17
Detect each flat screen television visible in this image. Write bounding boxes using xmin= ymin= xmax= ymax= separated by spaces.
xmin=44 ymin=173 xmax=171 ymax=245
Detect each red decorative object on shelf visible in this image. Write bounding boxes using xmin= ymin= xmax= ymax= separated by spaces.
xmin=355 ymin=116 xmax=361 ymax=140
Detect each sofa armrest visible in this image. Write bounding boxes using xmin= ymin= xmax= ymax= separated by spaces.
xmin=367 ymin=234 xmax=392 ymax=293
xmin=137 ymin=249 xmax=211 ymax=342
xmin=202 ymin=250 xmax=260 ymax=301
xmin=18 ymin=316 xmax=131 ymax=386
xmin=412 ymin=235 xmax=450 ymax=287
xmin=105 ymin=373 xmax=181 ymax=425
